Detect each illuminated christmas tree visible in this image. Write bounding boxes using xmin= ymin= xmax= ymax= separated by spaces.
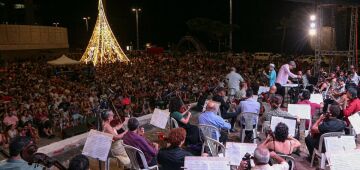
xmin=80 ymin=0 xmax=130 ymax=65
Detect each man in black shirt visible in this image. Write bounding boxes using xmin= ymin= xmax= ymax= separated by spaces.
xmin=305 ymin=104 xmax=346 ymax=159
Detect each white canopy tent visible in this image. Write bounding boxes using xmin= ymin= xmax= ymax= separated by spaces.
xmin=47 ymin=54 xmax=80 ymax=65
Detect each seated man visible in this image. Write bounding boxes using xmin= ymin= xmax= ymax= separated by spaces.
xmin=238 ymin=147 xmax=289 ymax=170
xmin=123 ymin=118 xmax=158 ymax=167
xmin=0 ymin=136 xmax=43 ymax=170
xmin=213 ymin=87 xmax=238 ymax=132
xmin=237 ymin=89 xmax=261 ymax=125
xmin=305 ymin=104 xmax=346 ymax=159
xmin=198 ymin=101 xmax=231 ymax=143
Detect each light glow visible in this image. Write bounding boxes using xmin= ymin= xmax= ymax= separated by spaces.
xmin=310 ymin=15 xmax=316 ymax=21
xmin=80 ymin=0 xmax=130 ymax=66
xmin=310 ymin=22 xmax=316 ymax=28
xmin=309 ymin=29 xmax=317 ymax=36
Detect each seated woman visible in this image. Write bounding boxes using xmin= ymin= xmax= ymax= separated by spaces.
xmin=157 ymin=128 xmax=193 ymax=170
xmin=169 ymin=97 xmax=201 ymax=146
xmin=260 ymin=122 xmax=301 ymax=155
xmin=264 ymin=95 xmax=296 ymax=121
xmin=101 ymin=110 xmax=130 ymax=168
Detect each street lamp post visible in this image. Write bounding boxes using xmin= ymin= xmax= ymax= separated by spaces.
xmin=83 ymin=17 xmax=91 ymax=32
xmin=132 ymin=8 xmax=141 ymax=50
xmin=52 ymin=22 xmax=59 ymax=27
xmin=229 ymin=0 xmax=233 ymax=51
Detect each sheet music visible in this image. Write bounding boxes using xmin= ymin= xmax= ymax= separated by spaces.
xmin=309 ymin=94 xmax=323 ymax=104
xmin=327 ymin=150 xmax=360 ymax=170
xmin=270 ymin=116 xmax=297 ymax=137
xmin=324 ymin=136 xmax=356 ymax=154
xmin=287 ymin=104 xmax=311 ymax=120
xmin=225 ymin=142 xmax=257 ymax=166
xmin=258 ymin=86 xmax=270 ymax=95
xmin=150 ymin=108 xmax=170 ymax=129
xmin=348 ymin=113 xmax=360 ymax=135
xmin=283 ymin=84 xmax=298 ymax=87
xmin=82 ymin=129 xmax=113 ymax=161
xmin=202 ymin=100 xmax=221 ymax=113
xmin=184 ymin=156 xmax=230 ymax=170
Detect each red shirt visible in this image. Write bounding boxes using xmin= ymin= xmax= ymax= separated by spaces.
xmin=297 ymin=100 xmax=321 ymax=117
xmin=343 ymin=98 xmax=360 ymax=125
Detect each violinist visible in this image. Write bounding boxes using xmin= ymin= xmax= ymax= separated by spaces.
xmin=305 ymin=104 xmax=346 ymax=161
xmin=101 ymin=110 xmax=130 ymax=168
xmin=323 ymin=79 xmax=346 ymax=112
xmin=342 ymin=87 xmax=360 ymax=126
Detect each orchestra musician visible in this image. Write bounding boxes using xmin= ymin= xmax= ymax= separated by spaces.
xmin=275 ymin=61 xmax=301 ymax=103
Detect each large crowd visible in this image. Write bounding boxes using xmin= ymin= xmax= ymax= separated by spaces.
xmin=0 ymin=53 xmax=359 ymax=170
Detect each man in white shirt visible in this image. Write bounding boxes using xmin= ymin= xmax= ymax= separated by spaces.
xmin=238 ymin=147 xmax=289 ymax=170
xmin=226 ymin=67 xmax=244 ymax=95
xmin=275 ymin=61 xmax=300 ymax=98
xmin=350 ymin=65 xmax=359 ymax=85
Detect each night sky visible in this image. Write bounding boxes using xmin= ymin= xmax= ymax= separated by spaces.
xmin=35 ymin=0 xmax=317 ymax=53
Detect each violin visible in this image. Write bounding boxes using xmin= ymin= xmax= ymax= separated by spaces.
xmin=21 ymin=142 xmax=67 ymax=170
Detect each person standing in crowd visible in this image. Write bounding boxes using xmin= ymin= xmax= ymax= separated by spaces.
xmin=226 ymin=67 xmax=244 ymax=96
xmin=0 ymin=136 xmax=43 ymax=170
xmin=157 ymin=128 xmax=193 ymax=170
xmin=123 ymin=118 xmax=158 ymax=167
xmin=263 ymin=63 xmax=277 ymax=87
xmin=213 ymin=87 xmax=238 ymax=132
xmin=349 ymin=65 xmax=359 ymax=86
xmin=198 ymin=101 xmax=231 ymax=143
xmin=275 ymin=61 xmax=301 ymax=98
xmin=305 ymin=104 xmax=346 ymax=159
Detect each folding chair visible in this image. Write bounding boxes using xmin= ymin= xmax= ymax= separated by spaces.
xmin=203 ymin=136 xmax=226 ymax=157
xmin=310 ymin=132 xmax=344 ymax=169
xmin=123 ymin=144 xmax=158 ymax=170
xmin=239 ymin=112 xmax=259 ymax=143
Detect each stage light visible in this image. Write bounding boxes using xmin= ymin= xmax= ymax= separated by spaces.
xmin=310 ymin=22 xmax=316 ymax=28
xmin=310 ymin=15 xmax=316 ymax=21
xmin=309 ymin=29 xmax=317 ymax=36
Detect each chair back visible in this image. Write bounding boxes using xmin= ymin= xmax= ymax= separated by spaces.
xmin=204 ymin=136 xmax=226 ymax=157
xmin=278 ymin=154 xmax=295 ymax=170
xmin=318 ymin=132 xmax=345 ymax=154
xmin=123 ymin=144 xmax=149 ymax=170
xmin=169 ymin=117 xmax=179 ymax=129
xmin=241 ymin=112 xmax=259 ymax=130
xmin=198 ymin=124 xmax=220 ymax=141
xmin=262 ymin=102 xmax=271 ymax=114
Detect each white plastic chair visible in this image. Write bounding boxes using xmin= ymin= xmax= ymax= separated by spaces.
xmin=240 ymin=112 xmax=259 ymax=143
xmin=278 ymin=154 xmax=295 ymax=170
xmin=310 ymin=132 xmax=344 ymax=169
xmin=202 ymin=136 xmax=226 ymax=157
xmin=169 ymin=117 xmax=179 ymax=129
xmin=123 ymin=144 xmax=158 ymax=170
xmin=105 ymin=149 xmax=119 ymax=170
xmin=198 ymin=124 xmax=220 ymax=154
